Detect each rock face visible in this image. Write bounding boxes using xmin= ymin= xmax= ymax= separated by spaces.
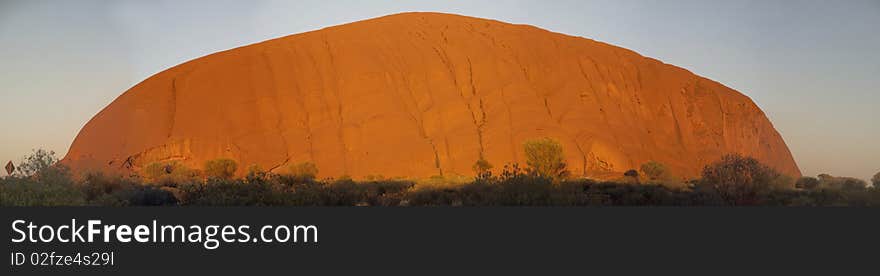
xmin=63 ymin=12 xmax=801 ymax=179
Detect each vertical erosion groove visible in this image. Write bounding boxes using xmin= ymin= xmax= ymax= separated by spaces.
xmin=466 ymin=57 xmax=486 ymax=159
xmin=282 ymin=45 xmax=317 ymax=163
xmin=322 ymin=34 xmax=348 ymax=174
xmin=167 ymin=78 xmax=178 ymax=138
xmin=261 ymin=50 xmax=291 ymax=169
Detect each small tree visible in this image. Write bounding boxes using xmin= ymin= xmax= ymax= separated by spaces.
xmin=472 ymin=158 xmax=493 ymax=180
xmin=640 ymin=161 xmax=669 ymax=181
xmin=1 ymin=149 xmax=82 ymax=206
xmin=699 ymin=154 xmax=781 ymax=205
xmin=872 ymin=171 xmax=880 ymax=189
xmin=289 ymin=162 xmax=319 ymax=182
xmin=523 ymin=137 xmax=568 ymax=179
xmin=204 ymin=159 xmax=238 ymax=180
xmin=16 ymin=149 xmax=60 ymax=177
xmin=13 ymin=149 xmax=72 ymax=185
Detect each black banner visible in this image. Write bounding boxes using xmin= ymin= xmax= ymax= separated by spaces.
xmin=3 ymin=207 xmax=878 ymax=275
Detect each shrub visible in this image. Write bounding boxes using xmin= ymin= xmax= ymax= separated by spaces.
xmin=405 ymin=187 xmax=460 ymax=206
xmin=120 ymin=186 xmax=179 ymax=206
xmin=522 ymin=137 xmax=568 ymax=179
xmin=496 ymin=173 xmax=553 ymax=205
xmin=624 ymin=169 xmax=639 ymax=178
xmin=640 ymin=161 xmax=670 ymax=181
xmin=143 ymin=162 xmax=170 ymax=181
xmin=204 ymin=158 xmax=238 ymax=180
xmin=457 ymin=181 xmax=499 ymax=206
xmin=358 ymin=180 xmax=414 ymax=206
xmin=288 ymin=162 xmax=319 ymax=182
xmin=14 ymin=149 xmax=58 ymax=177
xmin=181 ymin=178 xmax=280 ymax=206
xmin=245 ymin=164 xmax=269 ymax=183
xmin=5 ymin=147 xmax=880 ymax=207
xmin=472 ymin=158 xmax=493 ymax=179
xmin=12 ymin=149 xmax=72 ymax=185
xmin=795 ymin=176 xmax=820 ymax=190
xmin=0 ymin=176 xmax=85 ymax=206
xmin=872 ymin=171 xmax=880 ymax=189
xmin=770 ymin=174 xmax=796 ymax=190
xmin=817 ymin=174 xmax=868 ymax=191
xmin=76 ymin=172 xmax=183 ymax=206
xmin=483 ymin=163 xmax=552 ymax=205
xmin=699 ymin=154 xmax=781 ymax=205
xmin=143 ymin=161 xmax=197 ymax=184
xmin=622 ymin=169 xmax=640 ymax=184
xmin=322 ymin=179 xmax=362 ymax=205
xmin=315 ymin=179 xmax=414 ymax=206
xmin=0 ymin=149 xmax=84 ymax=206
xmin=840 ymin=178 xmax=867 ymax=191
xmin=79 ymin=172 xmax=129 ymax=202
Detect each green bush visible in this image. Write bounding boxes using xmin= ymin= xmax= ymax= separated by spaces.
xmin=204 ymin=159 xmax=238 ymax=180
xmin=0 ymin=149 xmax=84 ymax=206
xmin=698 ymin=154 xmax=781 ymax=205
xmin=80 ymin=172 xmax=130 ymax=203
xmin=0 ymin=176 xmax=85 ymax=206
xmin=143 ymin=161 xmax=198 ymax=185
xmin=13 ymin=149 xmax=59 ymax=177
xmin=288 ymin=162 xmax=319 ymax=182
xmin=5 ymin=149 xmax=880 ymax=207
xmin=523 ymin=137 xmax=568 ymax=179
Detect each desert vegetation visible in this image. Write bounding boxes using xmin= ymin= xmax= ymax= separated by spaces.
xmin=2 ymin=144 xmax=880 ymax=207
xmin=522 ymin=137 xmax=569 ymax=180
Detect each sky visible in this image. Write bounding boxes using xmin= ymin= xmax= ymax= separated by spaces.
xmin=0 ymin=0 xmax=878 ymax=181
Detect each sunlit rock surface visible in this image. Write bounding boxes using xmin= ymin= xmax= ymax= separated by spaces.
xmin=63 ymin=12 xmax=801 ymax=179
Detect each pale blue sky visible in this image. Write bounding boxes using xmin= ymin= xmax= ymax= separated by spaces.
xmin=1 ymin=0 xmax=878 ymax=180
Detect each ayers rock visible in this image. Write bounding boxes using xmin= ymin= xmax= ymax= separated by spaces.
xmin=63 ymin=12 xmax=801 ymax=179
